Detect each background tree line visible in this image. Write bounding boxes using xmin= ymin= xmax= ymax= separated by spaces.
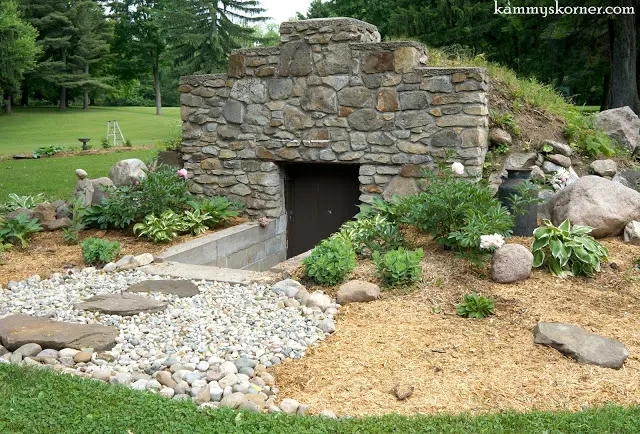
xmin=300 ymin=0 xmax=639 ymax=114
xmin=0 ymin=0 xmax=276 ymax=114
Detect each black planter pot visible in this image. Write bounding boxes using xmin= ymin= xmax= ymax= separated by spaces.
xmin=497 ymin=168 xmax=539 ymax=236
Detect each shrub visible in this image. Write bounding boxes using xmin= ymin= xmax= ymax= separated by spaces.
xmin=81 ymin=238 xmax=121 ymax=266
xmin=83 ymin=184 xmax=138 ymax=229
xmin=356 ymin=195 xmax=412 ymax=225
xmin=61 ymin=197 xmax=87 ymax=244
xmin=187 ymin=196 xmax=239 ymax=228
xmin=32 ymin=145 xmax=64 ymax=158
xmin=456 ymin=293 xmax=495 ymax=318
xmin=338 ymin=215 xmax=404 ymax=258
xmin=0 ymin=212 xmax=42 ymax=248
xmin=303 ymin=236 xmax=357 ymax=286
xmin=532 ymin=219 xmax=608 ymax=277
xmin=373 ymin=247 xmax=423 ymax=287
xmin=133 ymin=210 xmax=185 ymax=243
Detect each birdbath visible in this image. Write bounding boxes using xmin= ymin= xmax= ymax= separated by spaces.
xmin=78 ymin=138 xmax=91 ymax=151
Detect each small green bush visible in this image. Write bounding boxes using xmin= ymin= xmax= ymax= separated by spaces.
xmin=32 ymin=145 xmax=64 ymax=158
xmin=133 ymin=211 xmax=184 ymax=243
xmin=81 ymin=238 xmax=121 ymax=266
xmin=532 ymin=219 xmax=608 ymax=277
xmin=0 ymin=212 xmax=42 ymax=248
xmin=456 ymin=293 xmax=495 ymax=318
xmin=182 ymin=209 xmax=212 ymax=235
xmin=338 ymin=215 xmax=404 ymax=258
xmin=373 ymin=247 xmax=423 ymax=287
xmin=187 ymin=196 xmax=239 ymax=228
xmin=303 ymin=236 xmax=357 ymax=286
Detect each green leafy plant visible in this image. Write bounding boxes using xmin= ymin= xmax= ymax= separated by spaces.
xmin=187 ymin=196 xmax=239 ymax=228
xmin=338 ymin=215 xmax=405 ymax=258
xmin=100 ymin=137 xmax=110 ymax=148
xmin=456 ymin=293 xmax=495 ymax=318
xmin=125 ymin=139 xmax=133 ymax=147
xmin=181 ymin=209 xmax=212 ymax=235
xmin=532 ymin=219 xmax=609 ymax=277
xmin=373 ymin=247 xmax=423 ymax=287
xmin=61 ymin=198 xmax=87 ymax=244
xmin=0 ymin=212 xmax=42 ymax=248
xmin=133 ymin=210 xmax=184 ymax=243
xmin=541 ymin=143 xmax=554 ymax=154
xmin=355 ymin=195 xmax=412 ymax=225
xmin=490 ymin=110 xmax=521 ymax=136
xmin=494 ymin=142 xmax=510 ymax=154
xmin=158 ymin=137 xmax=182 ymax=151
xmin=303 ymin=236 xmax=357 ymax=286
xmin=564 ymin=112 xmax=615 ymax=157
xmin=81 ymin=238 xmax=121 ymax=267
xmin=32 ymin=145 xmax=64 ymax=158
xmin=83 ymin=184 xmax=138 ymax=229
xmin=5 ymin=193 xmax=45 ymax=211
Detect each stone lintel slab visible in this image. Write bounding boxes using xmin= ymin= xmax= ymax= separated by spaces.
xmin=140 ymin=262 xmax=277 ymax=286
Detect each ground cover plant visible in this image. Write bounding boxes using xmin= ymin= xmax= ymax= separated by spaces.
xmin=0 ymin=107 xmax=180 ymax=155
xmin=303 ymin=236 xmax=357 ymax=286
xmin=373 ymin=247 xmax=423 ymax=288
xmin=81 ymin=238 xmax=121 ymax=266
xmin=456 ymin=292 xmax=496 ymax=319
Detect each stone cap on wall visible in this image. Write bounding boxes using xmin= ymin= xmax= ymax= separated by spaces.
xmin=350 ymin=41 xmax=426 ymax=54
xmin=280 ymin=17 xmax=379 ymax=35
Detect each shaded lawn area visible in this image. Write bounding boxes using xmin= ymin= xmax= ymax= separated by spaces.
xmin=0 ymin=364 xmax=639 ymax=433
xmin=0 ymin=149 xmax=157 ymax=202
xmin=0 ymin=106 xmax=180 ymax=155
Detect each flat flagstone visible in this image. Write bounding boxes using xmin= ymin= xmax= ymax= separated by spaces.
xmin=126 ymin=280 xmax=200 ymax=298
xmin=0 ymin=314 xmax=117 ymax=351
xmin=74 ymin=293 xmax=167 ymax=316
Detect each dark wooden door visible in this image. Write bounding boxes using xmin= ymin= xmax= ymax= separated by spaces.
xmin=285 ymin=163 xmax=360 ymax=258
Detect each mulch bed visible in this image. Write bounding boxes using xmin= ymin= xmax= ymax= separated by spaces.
xmin=271 ymin=228 xmax=640 ymax=417
xmin=0 ymin=216 xmax=247 ymax=287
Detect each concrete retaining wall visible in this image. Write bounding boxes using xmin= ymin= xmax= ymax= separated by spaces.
xmin=154 ymin=215 xmax=286 ymax=272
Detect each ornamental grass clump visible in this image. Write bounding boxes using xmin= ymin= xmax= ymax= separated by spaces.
xmin=532 ymin=219 xmax=608 ymax=277
xmin=303 ymin=236 xmax=357 ymax=286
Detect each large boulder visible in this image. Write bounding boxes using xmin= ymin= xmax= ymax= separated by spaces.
xmin=549 ymin=175 xmax=640 ymax=238
xmin=595 ymin=106 xmax=640 ymax=153
xmin=492 ymin=244 xmax=533 ymax=283
xmin=108 ymin=159 xmax=148 ymax=186
xmin=336 ymin=280 xmax=380 ymax=304
xmin=533 ymin=322 xmax=629 ymax=369
xmin=612 ymin=169 xmax=640 ymax=192
xmin=91 ymin=177 xmax=115 ymax=205
xmin=0 ymin=314 xmax=117 ymax=351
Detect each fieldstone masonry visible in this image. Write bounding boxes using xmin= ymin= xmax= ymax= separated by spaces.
xmin=179 ymin=18 xmax=489 ymax=217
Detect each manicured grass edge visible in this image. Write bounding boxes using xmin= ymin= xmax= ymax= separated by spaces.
xmin=1 ymin=364 xmax=639 ymax=433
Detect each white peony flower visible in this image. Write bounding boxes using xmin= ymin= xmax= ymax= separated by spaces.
xmin=480 ymin=233 xmax=505 ymax=250
xmin=451 ymin=162 xmax=465 ymax=176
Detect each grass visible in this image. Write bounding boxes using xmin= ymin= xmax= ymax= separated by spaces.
xmin=0 ymin=106 xmax=181 ymax=156
xmin=0 ymin=149 xmax=157 ymax=203
xmin=0 ymin=364 xmax=639 ymax=433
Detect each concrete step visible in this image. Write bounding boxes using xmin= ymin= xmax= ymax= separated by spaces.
xmin=140 ymin=262 xmax=278 ymax=286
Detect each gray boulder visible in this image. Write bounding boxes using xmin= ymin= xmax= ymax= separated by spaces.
xmin=547 ymin=154 xmax=571 ymax=168
xmin=108 ymin=159 xmax=148 ymax=186
xmin=504 ymin=152 xmax=537 ymax=170
xmin=492 ymin=244 xmax=533 ymax=283
xmin=589 ymin=159 xmax=618 ymax=178
xmin=612 ymin=169 xmax=640 ymax=192
xmin=489 ymin=128 xmax=513 ymax=146
xmin=549 ymin=175 xmax=640 ymax=238
xmin=91 ymin=177 xmax=115 ymax=205
xmin=595 ymin=106 xmax=640 ymax=153
xmin=271 ymin=279 xmax=304 ymax=298
xmin=542 ymin=140 xmax=573 ymax=157
xmin=533 ymin=322 xmax=629 ymax=369
xmin=336 ymin=280 xmax=380 ymax=304
xmin=623 ymin=221 xmax=640 ymax=245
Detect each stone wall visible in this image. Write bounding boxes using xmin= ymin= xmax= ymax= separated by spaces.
xmin=179 ymin=18 xmax=489 ymax=217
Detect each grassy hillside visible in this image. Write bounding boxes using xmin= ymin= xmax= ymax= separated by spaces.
xmin=0 ymin=149 xmax=157 ymax=202
xmin=0 ymin=106 xmax=180 ymax=155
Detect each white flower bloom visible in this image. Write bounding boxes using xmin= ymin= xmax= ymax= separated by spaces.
xmin=451 ymin=162 xmax=465 ymax=176
xmin=480 ymin=233 xmax=505 ymax=250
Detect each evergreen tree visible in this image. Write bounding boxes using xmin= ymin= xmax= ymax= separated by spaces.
xmin=0 ymin=0 xmax=40 ymax=113
xmin=161 ymin=0 xmax=267 ymax=75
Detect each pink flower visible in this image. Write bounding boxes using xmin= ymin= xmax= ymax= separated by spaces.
xmin=451 ymin=162 xmax=465 ymax=176
xmin=135 ymin=180 xmax=140 ymax=185
xmin=177 ymin=169 xmax=188 ymax=179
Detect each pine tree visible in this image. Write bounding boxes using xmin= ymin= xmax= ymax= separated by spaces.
xmin=0 ymin=0 xmax=40 ymax=113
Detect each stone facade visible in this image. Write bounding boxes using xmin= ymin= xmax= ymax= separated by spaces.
xmin=180 ymin=18 xmax=489 ymax=217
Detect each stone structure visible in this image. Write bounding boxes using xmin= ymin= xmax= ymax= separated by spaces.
xmin=179 ymin=18 xmax=489 ymax=217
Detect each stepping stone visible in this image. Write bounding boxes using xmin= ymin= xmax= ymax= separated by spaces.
xmin=533 ymin=322 xmax=629 ymax=369
xmin=0 ymin=314 xmax=117 ymax=351
xmin=74 ymin=293 xmax=167 ymax=316
xmin=126 ymin=280 xmax=199 ymax=298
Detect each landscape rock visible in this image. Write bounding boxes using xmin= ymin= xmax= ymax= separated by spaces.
xmin=549 ymin=176 xmax=640 ymax=238
xmin=543 ymin=140 xmax=573 ymax=157
xmin=0 ymin=314 xmax=117 ymax=351
xmin=74 ymin=293 xmax=168 ymax=316
xmin=73 ymin=351 xmax=92 ymax=363
xmin=304 ymin=292 xmax=332 ymax=311
xmin=271 ymin=279 xmax=304 ymax=298
xmin=109 ymin=159 xmax=148 ymax=186
xmin=6 ymin=208 xmax=33 ymax=221
xmin=13 ymin=343 xmax=42 ymax=358
xmin=90 ymin=177 xmax=114 ymax=206
xmin=589 ymin=160 xmax=617 ymax=178
xmin=336 ymin=280 xmax=380 ymax=304
xmin=492 ymin=244 xmax=533 ymax=283
xmin=132 ymin=254 xmax=154 ymax=267
xmin=595 ymin=106 xmax=640 ymax=153
xmin=533 ymin=322 xmax=629 ymax=369
xmin=547 ymin=154 xmax=571 ymax=168
xmin=220 ymin=392 xmax=247 ymax=409
xmin=279 ymin=398 xmax=300 ymax=414
xmin=541 ymin=160 xmax=562 ymax=174
xmin=612 ymin=169 xmax=640 ymax=192
xmin=504 ymin=152 xmax=537 ymax=170
xmin=623 ymin=221 xmax=640 ymax=245
xmin=317 ymin=318 xmax=336 ymax=334
xmin=489 ymin=128 xmax=512 ymax=146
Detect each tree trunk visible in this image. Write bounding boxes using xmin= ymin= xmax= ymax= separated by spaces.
xmin=21 ymin=84 xmax=28 ymax=107
xmin=153 ymin=59 xmax=162 ymax=116
xmin=83 ymin=64 xmax=89 ymax=110
xmin=608 ymin=0 xmax=640 ymax=114
xmin=6 ymin=94 xmax=12 ymax=114
xmin=601 ymin=73 xmax=611 ymax=112
xmin=59 ymin=48 xmax=67 ymax=110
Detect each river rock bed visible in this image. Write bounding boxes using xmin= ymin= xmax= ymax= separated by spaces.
xmin=0 ymin=269 xmax=338 ymax=414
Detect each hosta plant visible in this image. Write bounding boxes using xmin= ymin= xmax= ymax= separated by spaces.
xmin=0 ymin=212 xmax=42 ymax=248
xmin=303 ymin=236 xmax=357 ymax=286
xmin=456 ymin=293 xmax=495 ymax=319
xmin=81 ymin=238 xmax=121 ymax=266
xmin=133 ymin=211 xmax=184 ymax=243
xmin=373 ymin=247 xmax=423 ymax=288
xmin=532 ymin=219 xmax=608 ymax=277
xmin=182 ymin=209 xmax=213 ymax=235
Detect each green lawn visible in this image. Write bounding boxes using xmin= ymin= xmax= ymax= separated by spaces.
xmin=0 ymin=149 xmax=157 ymax=202
xmin=0 ymin=106 xmax=181 ymax=155
xmin=0 ymin=364 xmax=638 ymax=433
